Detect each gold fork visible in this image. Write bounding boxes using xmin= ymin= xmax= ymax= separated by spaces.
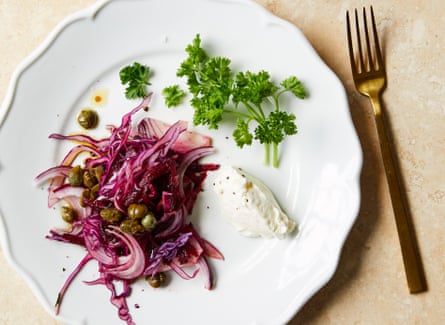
xmin=346 ymin=7 xmax=427 ymax=293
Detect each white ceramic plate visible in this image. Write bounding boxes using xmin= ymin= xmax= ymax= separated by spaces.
xmin=0 ymin=0 xmax=362 ymax=324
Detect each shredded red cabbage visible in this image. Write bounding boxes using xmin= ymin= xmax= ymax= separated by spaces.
xmin=36 ymin=95 xmax=223 ymax=325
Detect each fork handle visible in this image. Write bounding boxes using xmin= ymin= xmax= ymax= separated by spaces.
xmin=370 ymin=94 xmax=427 ymax=293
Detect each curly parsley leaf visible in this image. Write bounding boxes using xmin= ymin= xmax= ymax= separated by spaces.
xmin=233 ymin=71 xmax=277 ymax=106
xmin=119 ymin=62 xmax=151 ymax=99
xmin=281 ymin=76 xmax=307 ymax=99
xmin=191 ymin=96 xmax=225 ymax=129
xmin=162 ymin=85 xmax=186 ymax=107
xmin=233 ymin=119 xmax=253 ymax=148
xmin=255 ymin=111 xmax=297 ymax=144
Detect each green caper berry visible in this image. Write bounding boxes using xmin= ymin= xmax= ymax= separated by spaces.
xmin=127 ymin=203 xmax=148 ymax=219
xmin=119 ymin=219 xmax=144 ymax=234
xmin=100 ymin=208 xmax=123 ymax=223
xmin=77 ymin=109 xmax=98 ymax=129
xmin=61 ymin=206 xmax=76 ymax=223
xmin=68 ymin=165 xmax=83 ymax=186
xmin=141 ymin=212 xmax=156 ymax=230
xmin=83 ymin=170 xmax=97 ymax=188
xmin=145 ymin=272 xmax=166 ymax=288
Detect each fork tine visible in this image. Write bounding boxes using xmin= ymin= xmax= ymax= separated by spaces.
xmin=354 ymin=9 xmax=365 ymax=73
xmin=346 ymin=10 xmax=357 ymax=74
xmin=370 ymin=6 xmax=384 ymax=71
xmin=362 ymin=8 xmax=373 ymax=72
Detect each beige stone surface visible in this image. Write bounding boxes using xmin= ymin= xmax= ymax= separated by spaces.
xmin=0 ymin=0 xmax=444 ymax=324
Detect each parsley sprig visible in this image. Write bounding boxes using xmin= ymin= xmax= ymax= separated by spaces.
xmin=162 ymin=85 xmax=186 ymax=107
xmin=164 ymin=34 xmax=307 ymax=167
xmin=119 ymin=62 xmax=151 ymax=99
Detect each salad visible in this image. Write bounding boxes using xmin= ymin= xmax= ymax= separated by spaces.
xmin=35 ymin=94 xmax=223 ymax=325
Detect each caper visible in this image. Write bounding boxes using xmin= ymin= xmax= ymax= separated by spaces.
xmin=119 ymin=219 xmax=144 ymax=234
xmin=61 ymin=206 xmax=76 ymax=223
xmin=80 ymin=188 xmax=90 ymax=207
xmin=90 ymin=183 xmax=100 ymax=200
xmin=141 ymin=212 xmax=156 ymax=230
xmin=83 ymin=170 xmax=97 ymax=188
xmin=127 ymin=203 xmax=148 ymax=219
xmin=145 ymin=272 xmax=166 ymax=288
xmin=77 ymin=109 xmax=98 ymax=129
xmin=68 ymin=165 xmax=83 ymax=186
xmin=91 ymin=165 xmax=104 ymax=183
xmin=100 ymin=208 xmax=123 ymax=223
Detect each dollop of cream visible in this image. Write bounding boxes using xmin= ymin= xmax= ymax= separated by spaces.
xmin=212 ymin=166 xmax=296 ymax=239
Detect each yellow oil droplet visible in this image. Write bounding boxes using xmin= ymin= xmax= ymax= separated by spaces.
xmin=90 ymin=88 xmax=108 ymax=107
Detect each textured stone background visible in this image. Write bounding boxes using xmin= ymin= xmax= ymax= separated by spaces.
xmin=1 ymin=1 xmax=444 ymax=324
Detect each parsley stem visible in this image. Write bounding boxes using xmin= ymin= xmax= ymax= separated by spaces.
xmin=276 ymin=89 xmax=287 ymax=97
xmin=223 ymin=109 xmax=251 ymax=120
xmin=243 ymin=102 xmax=264 ymax=122
xmin=264 ymin=143 xmax=270 ymax=165
xmin=273 ymin=95 xmax=281 ymax=112
xmin=254 ymin=103 xmax=266 ymax=120
xmin=272 ymin=142 xmax=279 ymax=168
